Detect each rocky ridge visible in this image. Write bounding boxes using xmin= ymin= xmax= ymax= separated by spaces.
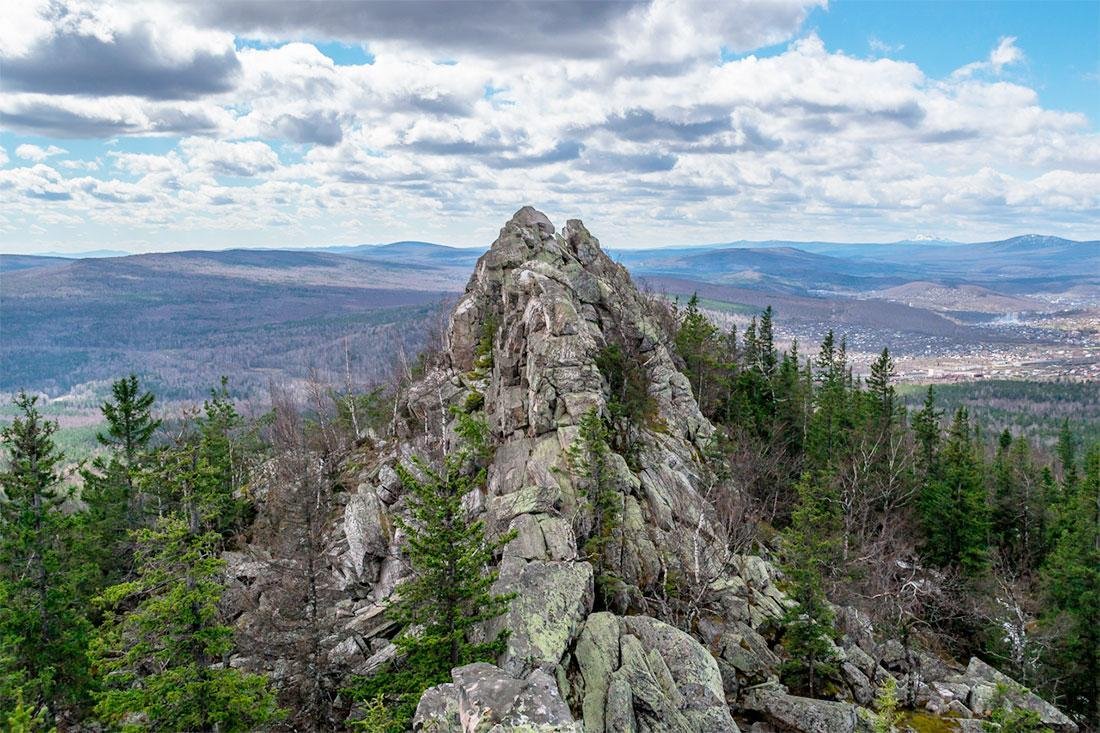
xmin=231 ymin=207 xmax=1076 ymax=732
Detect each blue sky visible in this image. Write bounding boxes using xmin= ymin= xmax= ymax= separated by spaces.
xmin=808 ymin=1 xmax=1099 ymax=120
xmin=1 ymin=0 xmax=1097 ymax=253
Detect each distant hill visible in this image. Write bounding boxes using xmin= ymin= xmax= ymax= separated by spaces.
xmin=3 ymin=233 xmax=1096 ymax=399
xmin=0 ymin=253 xmax=71 ymax=273
xmin=1 ymin=249 xmax=462 ymax=398
xmin=322 ymin=240 xmax=484 ymax=266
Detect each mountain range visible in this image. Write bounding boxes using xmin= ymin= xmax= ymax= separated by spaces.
xmin=2 ymin=234 xmax=1096 ymax=398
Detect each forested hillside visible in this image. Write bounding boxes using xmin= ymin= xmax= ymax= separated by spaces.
xmin=2 ymin=210 xmax=1094 ymax=732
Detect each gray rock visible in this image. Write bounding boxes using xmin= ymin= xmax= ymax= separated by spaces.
xmin=573 ymin=613 xmax=739 ymax=733
xmin=414 ymin=663 xmax=579 ymax=732
xmin=740 ymin=684 xmax=873 ymax=733
xmin=342 ymin=489 xmax=388 ymax=582
xmin=490 ymin=557 xmax=594 ymax=676
xmin=962 ymin=657 xmax=1077 ymax=732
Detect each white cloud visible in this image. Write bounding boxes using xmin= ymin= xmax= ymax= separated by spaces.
xmin=180 ymin=138 xmax=280 ymax=177
xmin=953 ymin=35 xmax=1024 ymax=78
xmin=0 ymin=2 xmax=1097 ymax=248
xmin=15 ymin=143 xmax=67 ymax=161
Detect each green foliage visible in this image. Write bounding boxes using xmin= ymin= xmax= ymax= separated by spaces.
xmin=352 ymin=423 xmax=514 ymax=732
xmin=470 ymin=313 xmax=499 ymax=378
xmin=918 ymin=407 xmax=990 ymax=575
xmin=334 ymin=385 xmax=389 ymax=438
xmin=3 ymin=688 xmax=55 ymax=733
xmin=982 ymin=684 xmax=1053 ymax=732
xmin=779 ymin=472 xmax=841 ymax=698
xmin=350 ymin=693 xmax=401 ymax=732
xmin=862 ymin=676 xmax=901 ymax=733
xmin=567 ymin=407 xmax=623 ymax=602
xmin=595 ymin=343 xmax=654 ymax=430
xmin=1040 ymin=444 xmax=1100 ymax=726
xmin=463 ymin=389 xmax=485 ymax=413
xmin=96 ymin=375 xmax=161 ymax=463
xmin=0 ymin=392 xmax=95 ymax=721
xmin=674 ymin=302 xmax=1095 ymax=720
xmin=91 ymin=518 xmax=282 ymax=731
xmin=81 ymin=374 xmax=161 ymax=587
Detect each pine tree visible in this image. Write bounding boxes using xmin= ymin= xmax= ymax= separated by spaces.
xmin=1041 ymin=444 xmax=1100 ymax=728
xmin=865 ymin=348 xmax=897 ymax=428
xmin=1056 ymin=419 xmax=1078 ymax=494
xmin=919 ymin=407 xmax=989 ymax=575
xmin=91 ymin=519 xmax=282 ymax=731
xmin=912 ymin=386 xmax=943 ymax=482
xmin=779 ymin=472 xmax=842 ymax=698
xmin=81 ymin=375 xmax=161 ymax=587
xmin=356 ymin=415 xmax=515 ymax=731
xmin=568 ymin=407 xmax=621 ymax=598
xmin=0 ymin=392 xmax=94 ymax=721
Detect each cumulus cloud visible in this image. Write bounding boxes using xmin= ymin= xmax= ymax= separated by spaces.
xmin=0 ymin=1 xmax=1097 ymax=249
xmin=0 ymin=94 xmax=228 ymax=138
xmin=1 ymin=0 xmax=241 ymax=100
xmin=15 ymin=144 xmax=67 ymax=161
xmin=180 ymin=138 xmax=280 ymax=177
xmin=954 ymin=36 xmax=1024 ymax=78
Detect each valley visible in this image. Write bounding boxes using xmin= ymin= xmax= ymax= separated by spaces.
xmin=4 ymin=234 xmax=1095 ymax=405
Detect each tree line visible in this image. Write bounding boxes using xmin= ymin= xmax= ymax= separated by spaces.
xmin=673 ymin=295 xmax=1098 ymax=728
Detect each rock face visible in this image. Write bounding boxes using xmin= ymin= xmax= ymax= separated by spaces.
xmin=233 ymin=207 xmax=1077 ymax=732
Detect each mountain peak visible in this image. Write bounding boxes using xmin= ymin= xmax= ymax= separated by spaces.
xmin=507 ymin=205 xmax=555 ymax=235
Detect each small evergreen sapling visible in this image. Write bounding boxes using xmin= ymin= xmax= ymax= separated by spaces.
xmin=0 ymin=392 xmax=94 ymax=721
xmin=353 ymin=413 xmax=514 ymax=732
xmin=91 ymin=519 xmax=282 ymax=732
xmin=779 ymin=472 xmax=842 ymax=698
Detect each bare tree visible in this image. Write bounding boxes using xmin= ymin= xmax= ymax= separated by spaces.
xmin=242 ymin=381 xmax=350 ymax=731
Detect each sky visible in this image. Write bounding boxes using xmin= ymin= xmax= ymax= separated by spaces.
xmin=1 ymin=0 xmax=1098 ymax=254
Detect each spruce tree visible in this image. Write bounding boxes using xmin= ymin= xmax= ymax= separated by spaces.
xmin=912 ymin=386 xmax=943 ymax=482
xmin=91 ymin=518 xmax=282 ymax=731
xmin=865 ymin=347 xmax=897 ymax=428
xmin=779 ymin=472 xmax=842 ymax=698
xmin=356 ymin=414 xmax=515 ymax=731
xmin=1056 ymin=419 xmax=1078 ymax=493
xmin=919 ymin=407 xmax=989 ymax=575
xmin=1041 ymin=444 xmax=1100 ymax=727
xmin=91 ymin=384 xmax=279 ymax=731
xmin=81 ymin=374 xmax=161 ymax=586
xmin=0 ymin=392 xmax=94 ymax=721
xmin=568 ymin=407 xmax=621 ymax=598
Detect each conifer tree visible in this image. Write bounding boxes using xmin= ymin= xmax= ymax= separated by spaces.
xmin=91 ymin=383 xmax=280 ymax=731
xmin=756 ymin=305 xmax=778 ymax=380
xmin=568 ymin=407 xmax=621 ymax=597
xmin=807 ymin=330 xmax=853 ymax=470
xmin=919 ymin=407 xmax=989 ymax=575
xmin=0 ymin=392 xmax=94 ymax=721
xmin=912 ymin=386 xmax=943 ymax=482
xmin=356 ymin=414 xmax=515 ymax=731
xmin=865 ymin=348 xmax=897 ymax=428
xmin=1056 ymin=419 xmax=1078 ymax=493
xmin=779 ymin=472 xmax=842 ymax=697
xmin=81 ymin=374 xmax=160 ymax=586
xmin=674 ymin=293 xmax=727 ymax=417
xmin=91 ymin=518 xmax=282 ymax=731
xmin=1041 ymin=444 xmax=1100 ymax=727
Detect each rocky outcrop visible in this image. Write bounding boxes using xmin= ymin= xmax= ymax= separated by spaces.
xmin=414 ymin=663 xmax=579 ymax=732
xmin=233 ymin=207 xmax=1076 ymax=733
xmin=572 ymin=612 xmax=740 ymax=733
